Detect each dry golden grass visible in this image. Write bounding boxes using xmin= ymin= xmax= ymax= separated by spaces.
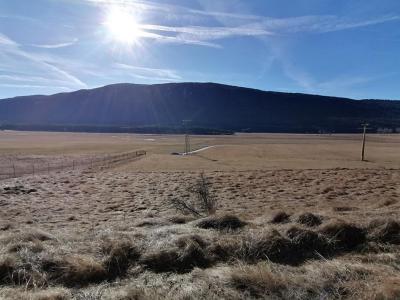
xmin=0 ymin=132 xmax=399 ymax=299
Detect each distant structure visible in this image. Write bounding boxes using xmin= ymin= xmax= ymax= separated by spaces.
xmin=182 ymin=120 xmax=191 ymax=155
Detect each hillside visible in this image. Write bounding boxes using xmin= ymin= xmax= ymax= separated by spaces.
xmin=0 ymin=82 xmax=399 ymax=133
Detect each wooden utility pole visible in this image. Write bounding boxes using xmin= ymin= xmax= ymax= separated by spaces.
xmin=360 ymin=123 xmax=369 ymax=161
xmin=182 ymin=120 xmax=191 ymax=155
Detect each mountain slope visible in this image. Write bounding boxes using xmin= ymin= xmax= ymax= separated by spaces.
xmin=0 ymin=82 xmax=399 ymax=133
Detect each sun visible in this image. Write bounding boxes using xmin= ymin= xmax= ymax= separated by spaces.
xmin=104 ymin=7 xmax=143 ymax=45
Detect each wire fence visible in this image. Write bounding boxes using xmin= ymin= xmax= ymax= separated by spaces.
xmin=0 ymin=150 xmax=146 ymax=180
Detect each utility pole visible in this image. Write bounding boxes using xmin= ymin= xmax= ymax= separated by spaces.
xmin=182 ymin=120 xmax=191 ymax=155
xmin=360 ymin=123 xmax=369 ymax=161
xmin=185 ymin=134 xmax=190 ymax=154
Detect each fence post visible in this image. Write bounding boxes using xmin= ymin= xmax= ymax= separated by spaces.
xmin=13 ymin=164 xmax=16 ymax=177
xmin=32 ymin=164 xmax=35 ymax=175
xmin=48 ymin=163 xmax=50 ymax=173
xmin=72 ymin=160 xmax=75 ymax=170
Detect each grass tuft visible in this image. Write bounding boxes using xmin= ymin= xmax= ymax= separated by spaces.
xmin=102 ymin=239 xmax=141 ymax=279
xmin=297 ymin=212 xmax=323 ymax=227
xmin=196 ymin=214 xmax=246 ymax=230
xmin=319 ymin=221 xmax=366 ymax=251
xmin=42 ymin=255 xmax=107 ymax=287
xmin=270 ymin=211 xmax=291 ymax=224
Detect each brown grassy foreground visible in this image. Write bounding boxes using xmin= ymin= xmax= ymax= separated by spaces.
xmin=0 ymin=132 xmax=399 ymax=299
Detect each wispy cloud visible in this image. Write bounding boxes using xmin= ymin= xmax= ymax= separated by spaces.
xmin=0 ymin=83 xmax=71 ymax=90
xmin=0 ymin=33 xmax=18 ymax=46
xmin=31 ymin=38 xmax=79 ymax=49
xmin=114 ymin=63 xmax=182 ymax=81
xmin=81 ymin=0 xmax=400 ymax=49
xmin=0 ymin=33 xmax=87 ymax=90
xmin=260 ymin=14 xmax=400 ymax=34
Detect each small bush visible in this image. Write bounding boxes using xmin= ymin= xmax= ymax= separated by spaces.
xmin=270 ymin=211 xmax=291 ymax=224
xmin=170 ymin=173 xmax=217 ymax=217
xmin=297 ymin=213 xmax=323 ymax=227
xmin=196 ymin=215 xmax=246 ymax=230
xmin=319 ymin=221 xmax=366 ymax=251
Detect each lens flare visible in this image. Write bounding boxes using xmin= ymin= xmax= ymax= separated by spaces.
xmin=104 ymin=7 xmax=142 ymax=46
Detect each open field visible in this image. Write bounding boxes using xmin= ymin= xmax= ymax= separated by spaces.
xmin=0 ymin=131 xmax=399 ymax=299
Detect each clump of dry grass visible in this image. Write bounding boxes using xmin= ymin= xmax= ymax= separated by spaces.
xmin=106 ymin=287 xmax=159 ymax=300
xmin=319 ymin=221 xmax=366 ymax=251
xmin=0 ymin=288 xmax=70 ymax=300
xmin=196 ymin=214 xmax=246 ymax=230
xmin=270 ymin=211 xmax=291 ymax=224
xmin=140 ymin=234 xmax=211 ymax=273
xmin=1 ymin=229 xmax=55 ymax=245
xmin=378 ymin=198 xmax=398 ymax=207
xmin=297 ymin=212 xmax=323 ymax=227
xmin=0 ymin=248 xmax=47 ymax=288
xmin=374 ymin=277 xmax=400 ymax=300
xmin=7 ymin=240 xmax=44 ymax=254
xmin=227 ymin=230 xmax=300 ymax=265
xmin=286 ymin=226 xmax=331 ymax=256
xmin=230 ymin=263 xmax=288 ymax=298
xmin=0 ymin=256 xmax=15 ymax=285
xmin=168 ymin=215 xmax=195 ymax=224
xmin=102 ymin=239 xmax=141 ymax=279
xmin=43 ymin=255 xmax=107 ymax=287
xmin=368 ymin=219 xmax=400 ymax=245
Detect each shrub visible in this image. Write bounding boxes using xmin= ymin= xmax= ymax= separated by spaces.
xmin=297 ymin=213 xmax=323 ymax=227
xmin=319 ymin=221 xmax=366 ymax=251
xmin=170 ymin=173 xmax=217 ymax=217
xmin=196 ymin=215 xmax=246 ymax=230
xmin=270 ymin=211 xmax=291 ymax=224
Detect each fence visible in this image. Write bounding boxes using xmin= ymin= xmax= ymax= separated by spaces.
xmin=0 ymin=150 xmax=146 ymax=180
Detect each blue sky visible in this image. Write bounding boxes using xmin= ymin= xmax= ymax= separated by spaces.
xmin=0 ymin=0 xmax=399 ymax=99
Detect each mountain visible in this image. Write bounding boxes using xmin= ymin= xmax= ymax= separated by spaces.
xmin=0 ymin=82 xmax=399 ymax=133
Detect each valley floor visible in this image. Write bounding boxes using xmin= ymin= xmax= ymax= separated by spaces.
xmin=0 ymin=132 xmax=399 ymax=299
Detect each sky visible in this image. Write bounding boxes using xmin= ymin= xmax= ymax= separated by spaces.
xmin=0 ymin=0 xmax=399 ymax=100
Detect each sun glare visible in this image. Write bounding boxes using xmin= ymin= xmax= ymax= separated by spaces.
xmin=104 ymin=7 xmax=142 ymax=45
